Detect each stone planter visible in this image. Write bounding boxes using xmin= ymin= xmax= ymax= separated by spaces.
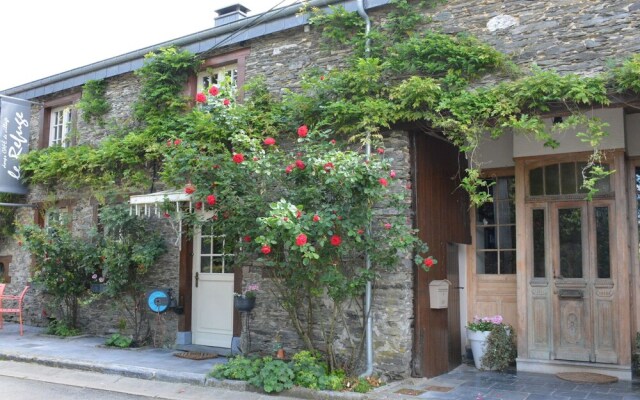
xmin=468 ymin=329 xmax=491 ymax=369
xmin=234 ymin=296 xmax=256 ymax=312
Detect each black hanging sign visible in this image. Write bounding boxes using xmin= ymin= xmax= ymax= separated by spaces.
xmin=0 ymin=96 xmax=31 ymax=194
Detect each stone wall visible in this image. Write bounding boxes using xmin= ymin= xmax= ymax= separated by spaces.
xmin=425 ymin=0 xmax=640 ymax=75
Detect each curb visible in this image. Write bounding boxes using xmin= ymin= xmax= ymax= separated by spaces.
xmin=0 ymin=351 xmax=394 ymax=399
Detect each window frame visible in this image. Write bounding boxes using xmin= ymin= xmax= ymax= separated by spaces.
xmin=38 ymin=93 xmax=81 ymax=149
xmin=474 ymin=169 xmax=516 ymax=275
xmin=188 ymin=48 xmax=250 ymax=102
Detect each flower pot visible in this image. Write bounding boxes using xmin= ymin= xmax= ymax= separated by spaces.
xmin=90 ymin=283 xmax=107 ymax=294
xmin=234 ymin=296 xmax=256 ymax=312
xmin=468 ymin=329 xmax=491 ymax=369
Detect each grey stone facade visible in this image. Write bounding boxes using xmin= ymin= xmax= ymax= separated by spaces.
xmin=1 ymin=0 xmax=638 ymax=378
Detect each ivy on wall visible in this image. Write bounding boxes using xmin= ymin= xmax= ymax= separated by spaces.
xmin=77 ymin=79 xmax=110 ymax=125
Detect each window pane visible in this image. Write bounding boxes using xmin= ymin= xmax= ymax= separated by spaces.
xmin=533 ymin=209 xmax=546 ymax=278
xmin=498 ymin=226 xmax=515 ymax=249
xmin=500 ymin=251 xmax=516 ymax=274
xmin=545 ymin=164 xmax=560 ymax=195
xmin=477 ymin=251 xmax=498 ymax=274
xmin=477 ymin=201 xmax=495 ymax=225
xmin=497 ymin=200 xmax=515 ymax=224
xmin=595 ymin=206 xmax=610 ymax=279
xmin=201 ymin=236 xmax=212 ymax=254
xmin=477 ymin=227 xmax=496 ymax=249
xmin=224 ymin=256 xmax=235 ymax=273
xmin=530 ymin=167 xmax=543 ymax=196
xmin=200 ymin=256 xmax=211 ymax=273
xmin=212 ymin=258 xmax=223 ymax=273
xmin=559 ymin=208 xmax=583 ymax=278
xmin=560 ymin=162 xmax=577 ymax=194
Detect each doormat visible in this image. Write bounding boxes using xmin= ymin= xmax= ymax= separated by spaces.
xmin=425 ymin=385 xmax=453 ymax=392
xmin=556 ymin=372 xmax=618 ymax=384
xmin=173 ymin=351 xmax=218 ymax=360
xmin=394 ymin=388 xmax=425 ymax=396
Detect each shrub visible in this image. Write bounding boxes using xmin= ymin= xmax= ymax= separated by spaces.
xmin=105 ymin=333 xmax=133 ymax=348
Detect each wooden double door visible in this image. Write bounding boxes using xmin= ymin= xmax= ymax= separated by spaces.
xmin=529 ymin=200 xmax=617 ymax=363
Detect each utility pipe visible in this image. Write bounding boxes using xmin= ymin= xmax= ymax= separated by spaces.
xmin=356 ymin=0 xmax=373 ymax=379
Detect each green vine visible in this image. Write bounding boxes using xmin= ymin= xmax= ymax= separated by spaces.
xmin=0 ymin=193 xmax=21 ymax=239
xmin=77 ymin=79 xmax=110 ymax=125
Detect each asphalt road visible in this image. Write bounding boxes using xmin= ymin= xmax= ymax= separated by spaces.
xmin=0 ymin=360 xmax=290 ymax=400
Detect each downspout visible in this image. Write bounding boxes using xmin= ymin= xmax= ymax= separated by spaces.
xmin=357 ymin=0 xmax=373 ymax=378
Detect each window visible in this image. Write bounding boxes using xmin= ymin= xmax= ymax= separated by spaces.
xmin=39 ymin=93 xmax=80 ymax=149
xmin=476 ymin=176 xmax=516 ymax=274
xmin=49 ymin=105 xmax=73 ymax=146
xmin=197 ymin=64 xmax=238 ymax=93
xmin=200 ymin=225 xmax=234 ymax=274
xmin=189 ymin=48 xmax=250 ymax=101
xmin=529 ymin=161 xmax=611 ymax=197
xmin=45 ymin=207 xmax=71 ymax=227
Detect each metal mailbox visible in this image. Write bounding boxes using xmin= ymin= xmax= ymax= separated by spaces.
xmin=429 ymin=279 xmax=451 ymax=309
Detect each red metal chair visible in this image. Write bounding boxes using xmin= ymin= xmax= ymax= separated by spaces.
xmin=0 ymin=285 xmax=29 ymax=335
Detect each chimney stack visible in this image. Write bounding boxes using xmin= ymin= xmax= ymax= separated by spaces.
xmin=214 ymin=4 xmax=250 ymax=26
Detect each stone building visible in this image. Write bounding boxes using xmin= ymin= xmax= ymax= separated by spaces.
xmin=1 ymin=0 xmax=640 ymax=380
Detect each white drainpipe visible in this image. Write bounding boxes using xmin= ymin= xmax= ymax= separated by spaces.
xmin=356 ymin=0 xmax=373 ymax=378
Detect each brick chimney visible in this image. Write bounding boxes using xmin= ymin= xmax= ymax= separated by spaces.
xmin=214 ymin=4 xmax=250 ymax=26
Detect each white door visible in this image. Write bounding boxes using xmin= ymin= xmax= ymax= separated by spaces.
xmin=192 ymin=222 xmax=235 ymax=347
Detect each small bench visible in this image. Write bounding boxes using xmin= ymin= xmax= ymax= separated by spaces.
xmin=0 ymin=284 xmax=29 ymax=335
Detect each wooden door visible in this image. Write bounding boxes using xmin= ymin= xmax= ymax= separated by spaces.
xmin=192 ymin=223 xmax=235 ymax=347
xmin=413 ymin=132 xmax=470 ymax=377
xmin=551 ymin=201 xmax=617 ymax=363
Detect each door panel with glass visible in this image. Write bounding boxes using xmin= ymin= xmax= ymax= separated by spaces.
xmin=551 ymin=202 xmax=616 ymax=363
xmin=192 ymin=223 xmax=235 ymax=347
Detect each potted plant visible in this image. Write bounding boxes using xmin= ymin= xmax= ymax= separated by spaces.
xmin=90 ymin=271 xmax=107 ymax=293
xmin=234 ymin=283 xmax=259 ymax=312
xmin=467 ymin=315 xmax=516 ymax=370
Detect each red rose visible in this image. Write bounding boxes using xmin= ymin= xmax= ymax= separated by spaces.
xmin=261 ymin=245 xmax=271 ymax=255
xmin=195 ymin=201 xmax=203 ymax=210
xmin=296 ymin=210 xmax=302 ymax=218
xmin=163 ymin=212 xmax=170 ymax=218
xmin=390 ymin=170 xmax=396 ymax=178
xmin=206 ymin=194 xmax=216 ymax=206
xmin=264 ymin=137 xmax=276 ymax=146
xmin=232 ymin=153 xmax=244 ymax=164
xmin=330 ymin=235 xmax=342 ymax=246
xmin=285 ymin=164 xmax=294 ymax=174
xmin=330 ymin=139 xmax=336 ymax=145
xmin=283 ymin=217 xmax=289 ymax=222
xmin=377 ymin=147 xmax=385 ymax=154
xmin=253 ymin=156 xmax=259 ymax=161
xmin=313 ymin=214 xmax=320 ymax=222
xmin=295 ymin=233 xmax=307 ymax=246
xmin=166 ymin=139 xmax=173 ymax=147
xmin=223 ymin=98 xmax=231 ymax=106
xmin=297 ymin=125 xmax=308 ymax=138
xmin=208 ymin=86 xmax=219 ymax=96
xmin=323 ymin=162 xmax=334 ymax=172
xmin=244 ymin=235 xmax=251 ymax=242
xmin=384 ymin=223 xmax=392 ymax=230
xmin=357 ymin=229 xmax=364 ymax=235
xmin=424 ymin=257 xmax=434 ymax=267
xmin=185 ymin=184 xmax=196 ymax=194
xmin=196 ymin=93 xmax=207 ymax=103
xmin=379 ymin=178 xmax=388 ymax=187
xmin=295 ymin=159 xmax=306 ymax=170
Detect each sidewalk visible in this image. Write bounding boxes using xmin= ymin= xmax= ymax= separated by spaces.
xmin=1 ymin=322 xmax=640 ymax=399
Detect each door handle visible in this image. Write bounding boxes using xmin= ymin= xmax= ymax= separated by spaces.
xmin=195 ymin=272 xmax=199 ymax=288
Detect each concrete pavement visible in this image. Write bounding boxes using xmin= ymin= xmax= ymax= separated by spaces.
xmin=2 ymin=322 xmax=640 ymax=399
